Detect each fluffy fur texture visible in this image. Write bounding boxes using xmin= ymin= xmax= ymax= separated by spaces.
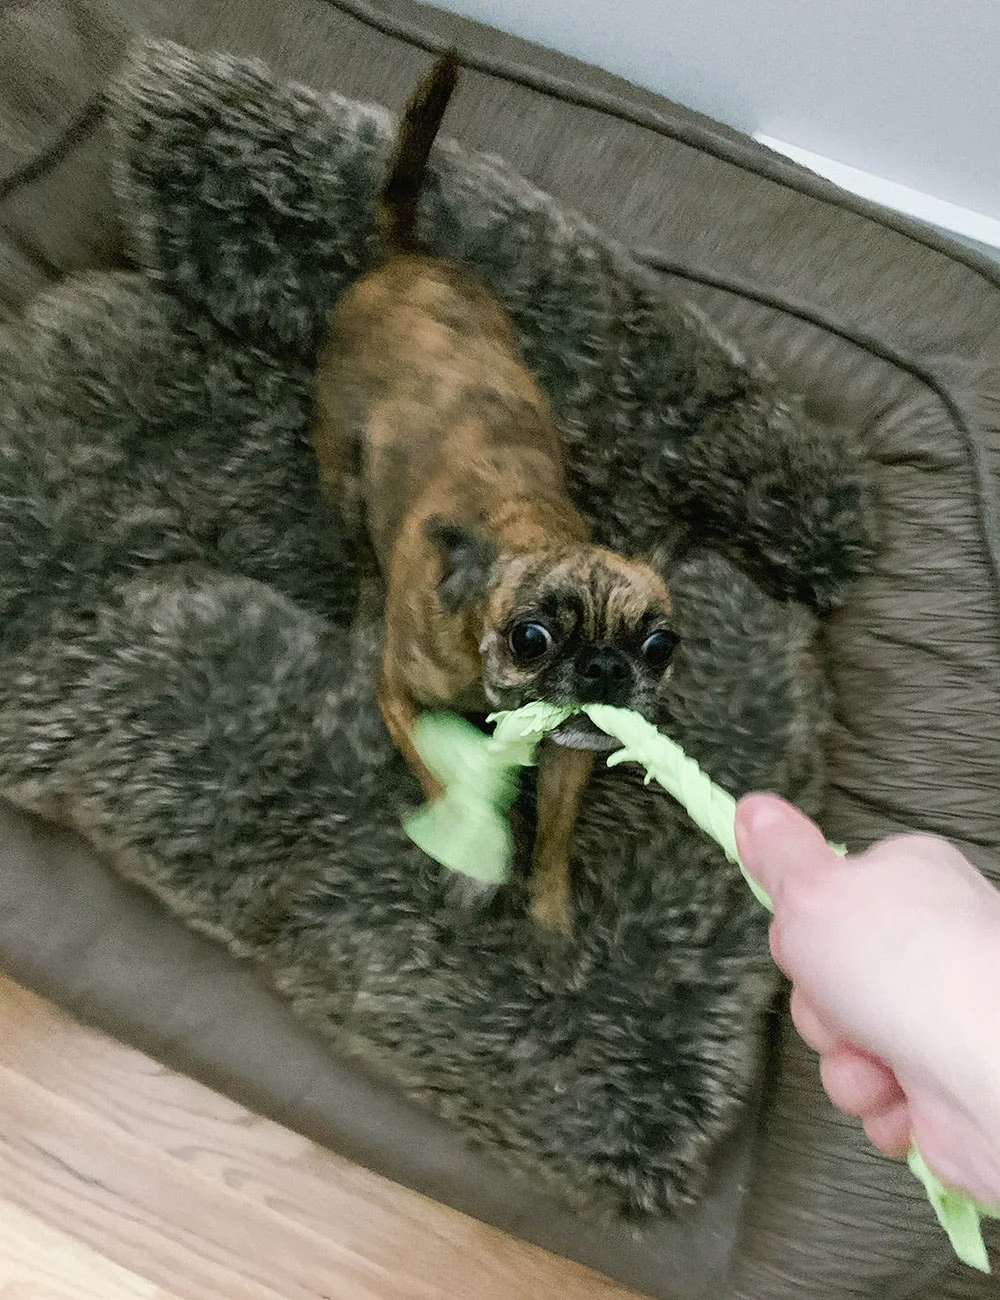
xmin=0 ymin=42 xmax=868 ymax=1216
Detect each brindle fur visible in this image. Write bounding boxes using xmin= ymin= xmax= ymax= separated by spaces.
xmin=311 ymin=53 xmax=674 ymax=933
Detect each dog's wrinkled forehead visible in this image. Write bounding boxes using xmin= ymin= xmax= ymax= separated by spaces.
xmin=502 ymin=550 xmax=670 ymax=640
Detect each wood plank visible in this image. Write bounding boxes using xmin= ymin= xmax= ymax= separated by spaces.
xmin=0 ymin=1197 xmax=174 ymax=1299
xmin=0 ymin=1062 xmax=338 ymax=1300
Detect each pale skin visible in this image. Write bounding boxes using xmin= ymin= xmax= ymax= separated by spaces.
xmin=735 ymin=793 xmax=1000 ymax=1209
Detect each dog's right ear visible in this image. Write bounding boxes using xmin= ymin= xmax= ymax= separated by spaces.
xmin=424 ymin=516 xmax=498 ymax=612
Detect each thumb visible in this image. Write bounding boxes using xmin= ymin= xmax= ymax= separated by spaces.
xmin=735 ymin=793 xmax=838 ymax=906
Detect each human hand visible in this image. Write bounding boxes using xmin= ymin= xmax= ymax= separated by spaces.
xmin=735 ymin=793 xmax=1000 ymax=1208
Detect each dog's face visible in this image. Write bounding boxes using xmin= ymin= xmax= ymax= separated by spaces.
xmin=429 ymin=521 xmax=677 ymax=747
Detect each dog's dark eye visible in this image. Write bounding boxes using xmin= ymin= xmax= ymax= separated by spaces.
xmin=509 ymin=621 xmax=553 ymax=662
xmin=641 ymin=630 xmax=678 ymax=670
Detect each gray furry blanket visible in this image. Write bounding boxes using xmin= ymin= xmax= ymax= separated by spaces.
xmin=0 ymin=42 xmax=870 ymax=1216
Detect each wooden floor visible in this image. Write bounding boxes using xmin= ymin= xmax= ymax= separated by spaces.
xmin=0 ymin=975 xmax=644 ymax=1299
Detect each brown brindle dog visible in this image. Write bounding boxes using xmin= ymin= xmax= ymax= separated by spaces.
xmin=312 ymin=52 xmax=678 ymax=933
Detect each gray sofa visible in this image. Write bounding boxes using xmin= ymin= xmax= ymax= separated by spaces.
xmin=2 ymin=3 xmax=998 ymax=1298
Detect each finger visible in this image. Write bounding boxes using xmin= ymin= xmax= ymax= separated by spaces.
xmin=906 ymin=1125 xmax=999 ymax=1208
xmin=863 ymin=1102 xmax=913 ymax=1157
xmin=788 ymin=988 xmax=843 ymax=1054
xmin=734 ymin=794 xmax=839 ymax=905
xmin=820 ymin=1047 xmax=905 ymax=1118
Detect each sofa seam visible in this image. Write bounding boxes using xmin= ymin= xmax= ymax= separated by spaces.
xmin=641 ymin=252 xmax=1000 ymax=643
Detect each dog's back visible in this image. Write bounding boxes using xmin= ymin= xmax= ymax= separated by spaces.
xmin=314 ymin=52 xmax=575 ymax=573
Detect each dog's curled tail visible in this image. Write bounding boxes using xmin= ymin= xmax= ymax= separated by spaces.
xmin=376 ymin=50 xmax=459 ymax=255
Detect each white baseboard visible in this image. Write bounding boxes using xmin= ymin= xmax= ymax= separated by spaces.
xmin=753 ymin=133 xmax=1000 ymax=253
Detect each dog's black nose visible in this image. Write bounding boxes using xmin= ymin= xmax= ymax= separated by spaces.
xmin=576 ymin=646 xmax=631 ymax=704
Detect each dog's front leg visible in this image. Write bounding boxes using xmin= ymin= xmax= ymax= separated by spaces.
xmin=530 ymin=742 xmax=595 ymax=934
xmin=377 ymin=661 xmax=445 ymax=803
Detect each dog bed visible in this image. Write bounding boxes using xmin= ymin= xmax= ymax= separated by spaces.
xmin=0 ymin=34 xmax=868 ymax=1213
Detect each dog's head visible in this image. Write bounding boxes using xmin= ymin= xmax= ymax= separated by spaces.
xmin=428 ymin=520 xmax=677 ymax=748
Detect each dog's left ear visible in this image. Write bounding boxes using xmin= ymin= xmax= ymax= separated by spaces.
xmin=425 ymin=517 xmax=498 ymax=612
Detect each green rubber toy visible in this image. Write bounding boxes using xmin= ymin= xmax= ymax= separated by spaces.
xmin=404 ymin=701 xmax=998 ymax=1272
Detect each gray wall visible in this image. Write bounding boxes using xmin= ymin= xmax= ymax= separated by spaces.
xmin=436 ymin=0 xmax=999 ymax=221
